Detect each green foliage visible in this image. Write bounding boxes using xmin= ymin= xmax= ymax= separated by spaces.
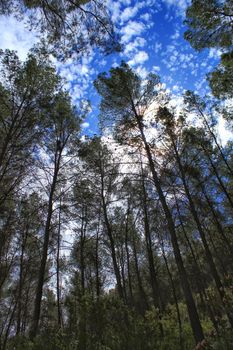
xmin=94 ymin=61 xmax=160 ymax=143
xmin=211 ymin=330 xmax=233 ymax=350
xmin=95 ymin=62 xmax=160 ymax=119
xmin=184 ymin=0 xmax=233 ymax=99
xmin=184 ymin=0 xmax=233 ymax=50
xmin=0 ymin=0 xmax=120 ymax=60
xmin=208 ymin=51 xmax=233 ymax=99
xmin=1 ymin=16 xmax=233 ymax=348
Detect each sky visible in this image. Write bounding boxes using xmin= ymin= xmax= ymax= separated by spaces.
xmin=0 ymin=0 xmax=231 ymax=140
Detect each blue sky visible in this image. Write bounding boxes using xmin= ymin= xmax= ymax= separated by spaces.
xmin=0 ymin=0 xmax=225 ymax=135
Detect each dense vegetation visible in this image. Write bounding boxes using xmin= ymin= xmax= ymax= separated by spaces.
xmin=0 ymin=1 xmax=233 ymax=349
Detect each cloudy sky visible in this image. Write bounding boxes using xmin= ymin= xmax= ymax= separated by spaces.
xmin=0 ymin=0 xmax=229 ymax=137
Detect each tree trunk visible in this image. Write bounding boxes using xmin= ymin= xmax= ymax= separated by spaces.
xmin=134 ymin=115 xmax=204 ymax=344
xmin=202 ymin=145 xmax=233 ymax=209
xmin=99 ymin=160 xmax=124 ymax=300
xmin=171 ymin=136 xmax=233 ymax=328
xmin=200 ymin=183 xmax=233 ymax=257
xmin=132 ymin=231 xmax=148 ymax=313
xmin=124 ymin=207 xmax=134 ymax=305
xmin=56 ymin=199 xmax=63 ymax=328
xmin=160 ymin=235 xmax=184 ymax=349
xmin=174 ymin=192 xmax=220 ymax=334
xmin=95 ymin=212 xmax=101 ymax=297
xmin=30 ymin=149 xmax=62 ymax=339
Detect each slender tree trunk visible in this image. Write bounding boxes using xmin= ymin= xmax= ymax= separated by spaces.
xmin=174 ymin=192 xmax=220 ymax=334
xmin=134 ymin=115 xmax=204 ymax=344
xmin=2 ymin=300 xmax=17 ymax=350
xmin=80 ymin=206 xmax=88 ymax=296
xmin=132 ymin=231 xmax=148 ymax=312
xmin=202 ymin=145 xmax=233 ymax=209
xmin=160 ymin=235 xmax=184 ymax=349
xmin=204 ymin=226 xmax=228 ymax=276
xmin=196 ymin=104 xmax=233 ymax=177
xmin=30 ymin=149 xmax=62 ymax=339
xmin=124 ymin=207 xmax=134 ymax=305
xmin=171 ymin=136 xmax=233 ymax=328
xmin=16 ymin=226 xmax=28 ymax=335
xmin=139 ymin=165 xmax=164 ymax=337
xmin=79 ymin=300 xmax=87 ymax=350
xmin=199 ymin=183 xmax=233 ymax=256
xmin=56 ymin=198 xmax=63 ymax=328
xmin=120 ymin=244 xmax=128 ymax=301
xmin=99 ymin=156 xmax=124 ymax=300
xmin=22 ymin=282 xmax=32 ymax=335
xmin=0 ymin=215 xmax=15 ymax=297
xmin=95 ymin=213 xmax=101 ymax=298
xmin=102 ymin=197 xmax=124 ymax=300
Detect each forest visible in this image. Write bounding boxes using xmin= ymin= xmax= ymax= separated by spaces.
xmin=0 ymin=1 xmax=233 ymax=349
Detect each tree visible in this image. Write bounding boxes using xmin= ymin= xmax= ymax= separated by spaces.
xmin=208 ymin=51 xmax=233 ymax=99
xmin=94 ymin=62 xmax=205 ymax=344
xmin=0 ymin=50 xmax=59 ymax=298
xmin=183 ymin=90 xmax=233 ymax=177
xmin=78 ymin=137 xmax=125 ymax=301
xmin=30 ymin=91 xmax=82 ymax=339
xmin=0 ymin=49 xmax=59 ymax=200
xmin=157 ymin=105 xmax=233 ymax=328
xmin=184 ymin=0 xmax=233 ymax=98
xmin=0 ymin=193 xmax=44 ymax=349
xmin=0 ymin=0 xmax=120 ymax=60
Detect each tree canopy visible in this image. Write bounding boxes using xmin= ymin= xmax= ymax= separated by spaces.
xmin=0 ymin=0 xmax=120 ymax=60
xmin=184 ymin=0 xmax=233 ymax=99
xmin=0 ymin=2 xmax=233 ymax=350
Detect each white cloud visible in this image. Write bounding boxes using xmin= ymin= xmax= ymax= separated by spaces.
xmin=119 ymin=0 xmax=131 ymax=5
xmin=217 ymin=99 xmax=233 ymax=146
xmin=120 ymin=5 xmax=140 ymax=23
xmin=152 ymin=65 xmax=161 ymax=72
xmin=121 ymin=21 xmax=145 ymax=44
xmin=99 ymin=58 xmax=107 ymax=66
xmin=162 ymin=0 xmax=191 ymax=16
xmin=0 ymin=15 xmax=37 ymax=60
xmin=140 ymin=13 xmax=151 ymax=21
xmin=154 ymin=42 xmax=162 ymax=53
xmin=208 ymin=48 xmax=222 ymax=59
xmin=128 ymin=51 xmax=149 ymax=66
xmin=107 ymin=0 xmax=122 ymax=23
xmin=194 ymin=78 xmax=207 ymax=95
xmin=172 ymin=84 xmax=180 ymax=92
xmin=135 ymin=66 xmax=149 ymax=79
xmin=123 ymin=36 xmax=146 ymax=55
xmin=108 ymin=0 xmax=153 ymax=26
xmin=81 ymin=122 xmax=90 ymax=129
xmin=171 ymin=30 xmax=180 ymax=40
xmin=218 ymin=112 xmax=232 ymax=146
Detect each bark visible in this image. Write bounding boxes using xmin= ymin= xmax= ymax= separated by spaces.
xmin=56 ymin=199 xmax=63 ymax=328
xmin=30 ymin=148 xmax=62 ymax=339
xmin=16 ymin=225 xmax=29 ymax=335
xmin=202 ymin=145 xmax=233 ymax=209
xmin=195 ymin=104 xmax=233 ymax=177
xmin=95 ymin=213 xmax=101 ymax=297
xmin=80 ymin=205 xmax=88 ymax=295
xmin=124 ymin=207 xmax=134 ymax=304
xmin=99 ymin=154 xmax=125 ymax=301
xmin=200 ymin=183 xmax=233 ymax=257
xmin=139 ymin=164 xmax=164 ymax=337
xmin=171 ymin=136 xmax=233 ymax=328
xmin=174 ymin=193 xmax=220 ymax=334
xmin=2 ymin=300 xmax=17 ymax=350
xmin=133 ymin=113 xmax=204 ymax=343
xmin=160 ymin=237 xmax=184 ymax=349
xmin=132 ymin=231 xmax=148 ymax=312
